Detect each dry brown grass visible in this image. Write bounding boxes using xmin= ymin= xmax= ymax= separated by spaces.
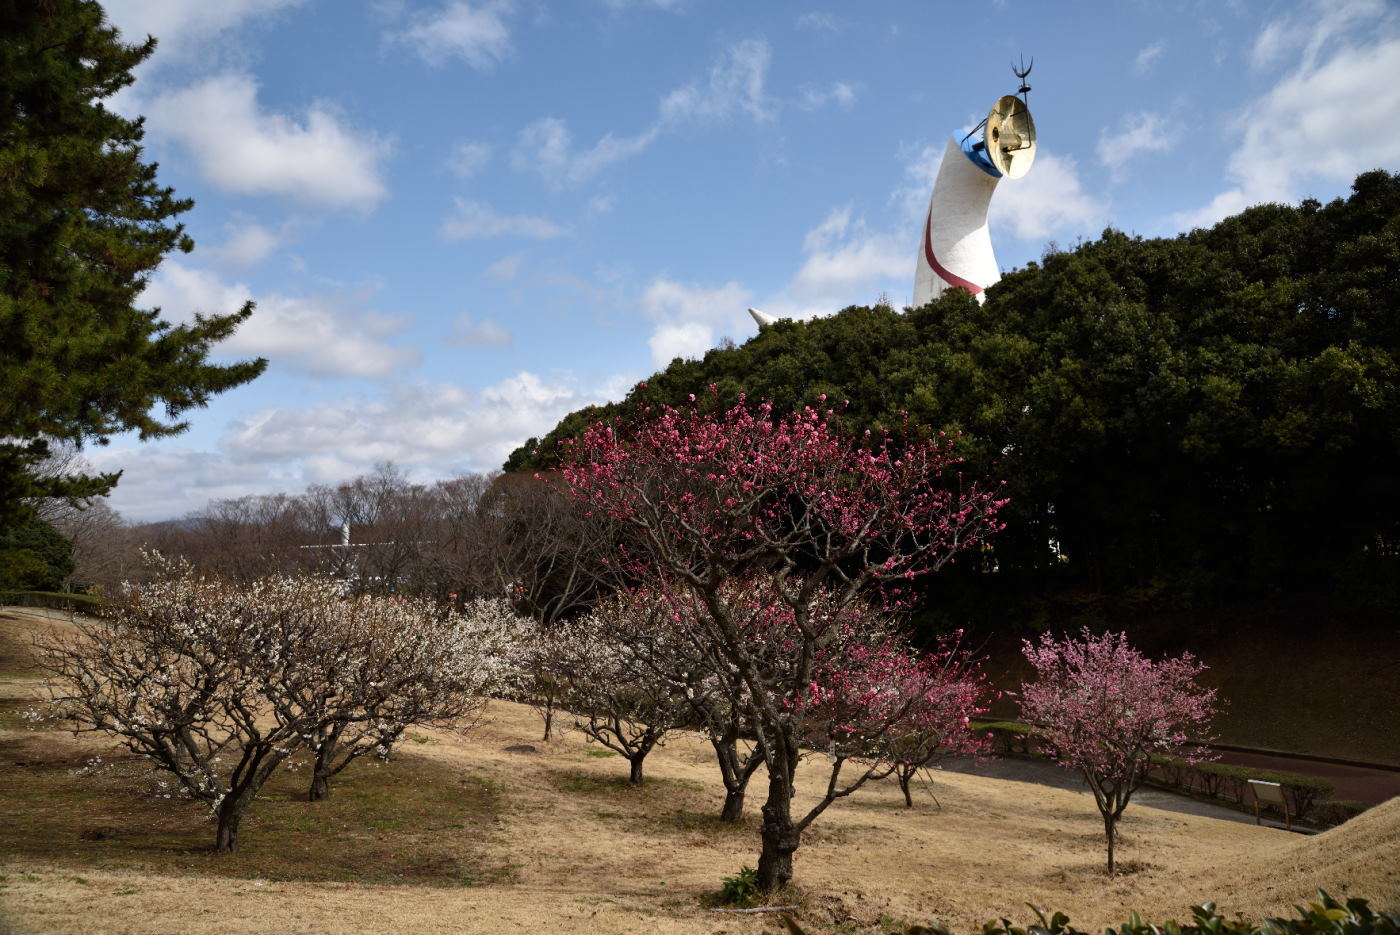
xmin=2 ymin=608 xmax=1396 ymax=935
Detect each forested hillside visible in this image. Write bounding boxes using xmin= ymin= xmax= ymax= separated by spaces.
xmin=508 ymin=171 xmax=1400 ymax=622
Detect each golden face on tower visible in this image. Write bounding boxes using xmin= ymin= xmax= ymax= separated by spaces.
xmin=985 ymin=95 xmax=1037 ymax=179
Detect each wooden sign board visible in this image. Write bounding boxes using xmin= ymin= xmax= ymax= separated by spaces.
xmin=1247 ymin=779 xmax=1291 ymax=829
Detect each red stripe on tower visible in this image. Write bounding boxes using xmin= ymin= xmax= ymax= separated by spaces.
xmin=923 ymin=209 xmax=984 ymax=296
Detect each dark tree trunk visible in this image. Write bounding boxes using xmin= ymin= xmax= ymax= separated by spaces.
xmin=213 ymin=787 xmax=255 ymax=854
xmin=307 ymin=725 xmax=345 ymax=801
xmin=629 ymin=755 xmax=645 ymax=784
xmin=755 ymin=756 xmax=799 ymax=891
xmin=899 ymin=771 xmax=914 ymax=808
xmin=712 ymin=735 xmax=762 ymax=822
xmin=1104 ymin=812 xmax=1116 ymax=874
xmin=542 ymin=698 xmax=555 ymax=741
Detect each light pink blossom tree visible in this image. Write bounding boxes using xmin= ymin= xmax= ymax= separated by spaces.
xmin=1020 ymin=629 xmax=1219 ymax=873
xmin=556 ymin=392 xmax=1006 ymax=890
xmin=881 ymin=633 xmax=994 ymax=808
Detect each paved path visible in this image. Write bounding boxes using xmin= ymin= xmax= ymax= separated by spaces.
xmin=1210 ymin=749 xmax=1400 ymax=806
xmin=938 ymin=755 xmax=1291 ymax=829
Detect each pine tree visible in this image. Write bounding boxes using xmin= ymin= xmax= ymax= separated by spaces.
xmin=0 ymin=0 xmax=267 ymax=522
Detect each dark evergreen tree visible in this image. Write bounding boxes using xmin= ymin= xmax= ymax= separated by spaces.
xmin=0 ymin=0 xmax=266 ymax=522
xmin=511 ymin=173 xmax=1400 ymax=613
xmin=0 ymin=516 xmax=74 ymax=591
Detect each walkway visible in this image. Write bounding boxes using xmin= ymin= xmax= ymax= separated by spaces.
xmin=939 ymin=755 xmax=1291 ymax=829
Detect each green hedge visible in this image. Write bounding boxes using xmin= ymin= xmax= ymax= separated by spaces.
xmin=976 ymin=721 xmax=1043 ymax=755
xmin=979 ymin=725 xmax=1348 ymax=827
xmin=781 ymin=891 xmax=1398 ymax=935
xmin=1311 ymin=799 xmax=1370 ymax=827
xmin=1150 ymin=756 xmax=1335 ymax=820
xmin=0 ymin=590 xmax=105 ymax=614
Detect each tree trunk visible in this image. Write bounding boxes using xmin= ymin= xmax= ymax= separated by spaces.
xmin=712 ymin=736 xmax=759 ymax=822
xmin=899 ymin=771 xmax=913 ymax=808
xmin=1104 ymin=812 xmax=1116 ymax=874
xmin=542 ymin=699 xmax=554 ymax=741
xmin=213 ymin=788 xmax=254 ymax=854
xmin=756 ymin=765 xmax=799 ymax=891
xmin=629 ymin=755 xmax=645 ymax=784
xmin=307 ymin=726 xmax=343 ymax=801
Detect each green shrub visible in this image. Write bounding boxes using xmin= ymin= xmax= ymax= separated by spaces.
xmin=0 ymin=590 xmax=105 ymax=614
xmin=780 ymin=891 xmax=1398 ymax=935
xmin=717 ymin=865 xmax=760 ymax=908
xmin=977 ymin=721 xmax=1041 ymax=755
xmin=1146 ymin=754 xmax=1334 ymax=821
xmin=1311 ymin=799 xmax=1370 ymax=827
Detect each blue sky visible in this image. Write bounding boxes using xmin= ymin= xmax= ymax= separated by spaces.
xmin=87 ymin=0 xmax=1400 ymax=521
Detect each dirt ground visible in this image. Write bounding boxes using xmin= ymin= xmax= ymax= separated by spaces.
xmin=2 ymin=609 xmax=1397 ymax=935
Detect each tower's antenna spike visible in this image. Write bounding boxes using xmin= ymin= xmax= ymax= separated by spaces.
xmin=1013 ymin=55 xmax=1033 ymax=103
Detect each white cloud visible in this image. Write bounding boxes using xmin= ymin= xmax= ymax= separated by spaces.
xmin=1180 ymin=18 xmax=1400 ymax=229
xmin=988 ymin=151 xmax=1107 ymax=243
xmin=588 ymin=194 xmax=617 ymax=214
xmin=641 ymin=278 xmax=753 ymax=364
xmin=206 ymin=218 xmax=294 ymax=269
xmin=143 ymin=261 xmax=420 ymax=379
xmin=600 ymin=0 xmax=684 ymax=10
xmin=222 ymin=372 xmax=631 ymax=474
xmin=1097 ymin=111 xmax=1177 ymax=182
xmin=511 ymin=117 xmax=660 ymax=184
xmin=790 ymin=232 xmax=906 ymax=301
xmin=446 ymin=315 xmax=512 ymax=348
xmin=511 ymin=38 xmax=773 ymax=185
xmin=393 ymin=1 xmax=514 ymax=70
xmin=782 ymin=205 xmax=905 ymax=306
xmin=796 ymin=12 xmax=842 ymax=33
xmin=102 ymin=0 xmax=306 ymax=57
xmin=94 ymin=369 xmax=634 ymax=521
xmin=1249 ymin=0 xmax=1388 ymax=71
xmin=1134 ymin=40 xmax=1165 ymax=73
xmin=87 ymin=446 xmax=289 ymax=523
xmin=660 ymin=38 xmax=774 ymax=124
xmin=798 ymin=81 xmax=856 ymax=112
xmin=449 ymin=141 xmax=493 ymax=177
xmin=484 ymin=254 xmax=523 ymax=280
xmin=440 ymin=199 xmax=570 ymax=239
xmin=146 ymin=73 xmax=390 ymax=210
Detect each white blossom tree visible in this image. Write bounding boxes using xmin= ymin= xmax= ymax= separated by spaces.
xmin=39 ymin=560 xmax=526 ymax=850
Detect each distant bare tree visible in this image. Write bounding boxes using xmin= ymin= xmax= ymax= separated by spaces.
xmin=479 ymin=473 xmax=627 ymax=624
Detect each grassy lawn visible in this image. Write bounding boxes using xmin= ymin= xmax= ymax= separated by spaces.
xmin=0 ymin=733 xmax=510 ymax=887
xmin=2 ymin=608 xmax=1396 ymax=935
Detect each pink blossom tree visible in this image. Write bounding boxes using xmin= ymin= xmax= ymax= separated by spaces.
xmin=556 ymin=392 xmax=1006 ymax=890
xmin=881 ymin=633 xmax=994 ymax=808
xmin=1020 ymin=629 xmax=1219 ymax=873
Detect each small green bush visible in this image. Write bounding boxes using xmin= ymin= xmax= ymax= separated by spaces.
xmin=0 ymin=590 xmax=105 ymax=614
xmin=717 ymin=865 xmax=760 ymax=908
xmin=977 ymin=721 xmax=1041 ymax=755
xmin=1311 ymin=799 xmax=1370 ymax=826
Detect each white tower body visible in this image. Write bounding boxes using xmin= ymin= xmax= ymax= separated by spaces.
xmin=913 ymin=136 xmax=1002 ymax=306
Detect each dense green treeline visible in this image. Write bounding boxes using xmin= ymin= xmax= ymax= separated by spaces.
xmin=508 ymin=171 xmax=1400 ymax=621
